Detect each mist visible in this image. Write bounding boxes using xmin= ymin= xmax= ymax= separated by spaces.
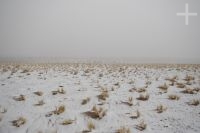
xmin=0 ymin=0 xmax=200 ymax=63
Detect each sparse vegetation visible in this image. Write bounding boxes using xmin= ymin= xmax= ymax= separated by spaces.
xmin=116 ymin=127 xmax=131 ymax=133
xmin=82 ymin=97 xmax=90 ymax=105
xmin=130 ymin=110 xmax=140 ymax=119
xmin=155 ymin=105 xmax=167 ymax=113
xmin=53 ymin=105 xmax=65 ymax=115
xmin=181 ymin=88 xmax=195 ymax=94
xmin=60 ymin=119 xmax=74 ymax=125
xmin=187 ymin=99 xmax=199 ymax=106
xmin=136 ymin=93 xmax=149 ymax=101
xmin=13 ymin=95 xmax=25 ymax=101
xmin=52 ymin=87 xmax=66 ymax=95
xmin=11 ymin=117 xmax=26 ymax=127
xmin=158 ymin=83 xmax=168 ymax=91
xmin=135 ymin=121 xmax=146 ymax=131
xmin=83 ymin=105 xmax=106 ymax=119
xmin=33 ymin=91 xmax=43 ymax=96
xmin=121 ymin=97 xmax=133 ymax=106
xmin=97 ymin=89 xmax=109 ymax=101
xmin=34 ymin=100 xmax=45 ymax=106
xmin=168 ymin=94 xmax=180 ymax=100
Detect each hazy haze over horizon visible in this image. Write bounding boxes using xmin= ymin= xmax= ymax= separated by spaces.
xmin=0 ymin=0 xmax=200 ymax=64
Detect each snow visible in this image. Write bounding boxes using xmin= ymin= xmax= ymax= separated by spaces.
xmin=0 ymin=63 xmax=200 ymax=133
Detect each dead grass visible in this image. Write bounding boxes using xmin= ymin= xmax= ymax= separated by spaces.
xmin=168 ymin=94 xmax=180 ymax=100
xmin=130 ymin=110 xmax=140 ymax=119
xmin=155 ymin=105 xmax=167 ymax=113
xmin=136 ymin=93 xmax=149 ymax=101
xmin=82 ymin=120 xmax=95 ymax=132
xmin=60 ymin=119 xmax=74 ymax=125
xmin=52 ymin=87 xmax=66 ymax=95
xmin=136 ymin=87 xmax=147 ymax=93
xmin=33 ymin=91 xmax=43 ymax=96
xmin=83 ymin=105 xmax=106 ymax=119
xmin=181 ymin=88 xmax=195 ymax=94
xmin=53 ymin=105 xmax=65 ymax=115
xmin=82 ymin=97 xmax=90 ymax=105
xmin=97 ymin=89 xmax=109 ymax=101
xmin=135 ymin=121 xmax=146 ymax=131
xmin=187 ymin=99 xmax=199 ymax=106
xmin=34 ymin=100 xmax=45 ymax=106
xmin=11 ymin=117 xmax=26 ymax=127
xmin=158 ymin=83 xmax=168 ymax=91
xmin=183 ymin=75 xmax=195 ymax=81
xmin=13 ymin=95 xmax=25 ymax=101
xmin=176 ymin=82 xmax=185 ymax=88
xmin=121 ymin=97 xmax=133 ymax=106
xmin=116 ymin=127 xmax=131 ymax=133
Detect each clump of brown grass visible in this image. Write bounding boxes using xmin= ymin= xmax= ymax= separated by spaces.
xmin=97 ymin=89 xmax=109 ymax=101
xmin=168 ymin=94 xmax=180 ymax=100
xmin=82 ymin=97 xmax=90 ymax=105
xmin=121 ymin=97 xmax=133 ymax=106
xmin=136 ymin=87 xmax=147 ymax=93
xmin=184 ymin=75 xmax=194 ymax=81
xmin=158 ymin=83 xmax=168 ymax=91
xmin=176 ymin=82 xmax=185 ymax=88
xmin=130 ymin=110 xmax=140 ymax=119
xmin=52 ymin=87 xmax=66 ymax=95
xmin=181 ymin=88 xmax=195 ymax=94
xmin=136 ymin=93 xmax=149 ymax=101
xmin=34 ymin=100 xmax=45 ymax=106
xmin=165 ymin=76 xmax=177 ymax=83
xmin=187 ymin=99 xmax=199 ymax=106
xmin=82 ymin=120 xmax=95 ymax=133
xmin=13 ymin=95 xmax=25 ymax=101
xmin=60 ymin=119 xmax=74 ymax=125
xmin=155 ymin=105 xmax=167 ymax=113
xmin=53 ymin=105 xmax=65 ymax=115
xmin=116 ymin=127 xmax=131 ymax=133
xmin=33 ymin=91 xmax=43 ymax=96
xmin=83 ymin=105 xmax=107 ymax=119
xmin=11 ymin=117 xmax=26 ymax=127
xmin=135 ymin=121 xmax=146 ymax=131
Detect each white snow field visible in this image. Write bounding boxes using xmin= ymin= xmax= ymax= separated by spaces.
xmin=0 ymin=63 xmax=200 ymax=133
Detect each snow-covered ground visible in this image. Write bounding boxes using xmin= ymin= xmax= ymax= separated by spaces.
xmin=0 ymin=63 xmax=200 ymax=133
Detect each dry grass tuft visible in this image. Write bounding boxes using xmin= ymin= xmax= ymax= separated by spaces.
xmin=121 ymin=97 xmax=133 ymax=106
xmin=184 ymin=75 xmax=195 ymax=81
xmin=82 ymin=97 xmax=90 ymax=105
xmin=168 ymin=94 xmax=180 ymax=100
xmin=187 ymin=99 xmax=199 ymax=106
xmin=181 ymin=88 xmax=195 ymax=94
xmin=52 ymin=87 xmax=66 ymax=95
xmin=53 ymin=105 xmax=65 ymax=115
xmin=130 ymin=110 xmax=140 ymax=119
xmin=60 ymin=119 xmax=74 ymax=125
xmin=34 ymin=100 xmax=45 ymax=106
xmin=33 ymin=91 xmax=43 ymax=96
xmin=135 ymin=121 xmax=146 ymax=131
xmin=165 ymin=76 xmax=177 ymax=83
xmin=97 ymin=89 xmax=109 ymax=101
xmin=176 ymin=82 xmax=185 ymax=88
xmin=82 ymin=120 xmax=95 ymax=132
xmin=155 ymin=105 xmax=167 ymax=113
xmin=83 ymin=105 xmax=106 ymax=119
xmin=11 ymin=117 xmax=26 ymax=127
xmin=116 ymin=127 xmax=131 ymax=133
xmin=13 ymin=95 xmax=25 ymax=101
xmin=136 ymin=87 xmax=147 ymax=93
xmin=136 ymin=93 xmax=149 ymax=101
xmin=158 ymin=83 xmax=168 ymax=91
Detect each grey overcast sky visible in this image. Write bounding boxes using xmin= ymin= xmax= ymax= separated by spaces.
xmin=0 ymin=0 xmax=200 ymax=63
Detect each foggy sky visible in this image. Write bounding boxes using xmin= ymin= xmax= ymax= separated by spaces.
xmin=0 ymin=0 xmax=200 ymax=63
